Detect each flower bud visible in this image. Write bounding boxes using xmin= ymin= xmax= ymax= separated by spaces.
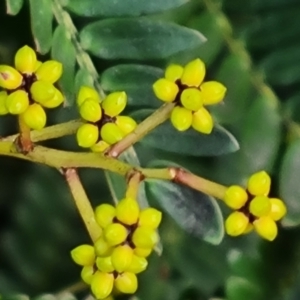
xmin=14 ymin=45 xmax=37 ymax=74
xmin=94 ymin=237 xmax=113 ymax=257
xmin=96 ymin=256 xmax=114 ymax=273
xmin=180 ymin=88 xmax=203 ymax=111
xmin=170 ymin=106 xmax=193 ymax=131
xmin=41 ymin=88 xmax=64 ymax=108
xmin=201 ymin=81 xmax=227 ymax=105
xmin=79 ymin=98 xmax=102 ymax=122
xmin=253 ymin=216 xmax=278 ymax=241
xmin=139 ymin=208 xmax=162 ymax=229
xmin=247 ymin=171 xmax=271 ymax=196
xmin=30 ymin=80 xmax=56 ymax=103
xmin=134 ymin=247 xmax=152 ymax=258
xmin=5 ymin=90 xmax=29 ymax=114
xmin=100 ymin=122 xmax=125 ymax=145
xmin=249 ymin=196 xmax=271 ymax=217
xmin=81 ymin=265 xmax=95 ymax=284
xmin=268 ymin=198 xmax=287 ymax=221
xmin=0 ymin=65 xmax=23 ymax=89
xmin=95 ymin=204 xmax=116 ymax=228
xmin=76 ymin=124 xmax=99 ymax=148
xmin=35 ymin=60 xmax=63 ymax=83
xmin=127 ymin=255 xmax=148 ymax=274
xmin=165 ymin=64 xmax=183 ymax=82
xmin=115 ymin=272 xmax=138 ymax=294
xmin=153 ymin=78 xmax=179 ymax=102
xmin=104 ymin=223 xmax=128 ymax=246
xmin=132 ymin=227 xmax=159 ymax=249
xmin=225 ymin=212 xmax=249 ymax=237
xmin=34 ymin=60 xmax=42 ymax=72
xmin=224 ymin=185 xmax=248 ymax=209
xmin=77 ymin=86 xmax=100 ymax=106
xmin=192 ymin=107 xmax=213 ymax=134
xmin=102 ymin=91 xmax=127 ymax=117
xmin=116 ymin=197 xmax=140 ymax=225
xmin=0 ymin=91 xmax=8 ymax=115
xmin=91 ymin=140 xmax=110 ymax=153
xmin=22 ymin=103 xmax=46 ymax=130
xmin=115 ymin=116 xmax=137 ymax=135
xmin=181 ymin=59 xmax=206 ymax=87
xmin=71 ymin=244 xmax=95 ymax=266
xmin=91 ymin=271 xmax=114 ymax=299
xmin=111 ymin=245 xmax=133 ymax=272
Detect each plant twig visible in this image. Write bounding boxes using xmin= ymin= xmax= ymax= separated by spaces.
xmin=126 ymin=171 xmax=143 ymax=199
xmin=1 ymin=119 xmax=82 ymax=143
xmin=17 ymin=114 xmax=33 ymax=153
xmin=52 ymin=0 xmax=104 ymax=98
xmin=108 ymin=103 xmax=175 ymax=158
xmin=64 ymin=168 xmax=101 ymax=242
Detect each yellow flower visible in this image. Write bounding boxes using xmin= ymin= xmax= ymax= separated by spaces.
xmin=223 ymin=171 xmax=286 ymax=242
xmin=152 ymin=58 xmax=226 ymax=134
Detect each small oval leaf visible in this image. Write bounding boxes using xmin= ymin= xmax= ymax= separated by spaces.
xmin=279 ymin=139 xmax=300 ymax=227
xmin=29 ymin=0 xmax=53 ymax=54
xmin=101 ymin=64 xmax=163 ymax=107
xmin=51 ymin=25 xmax=76 ymax=106
xmin=6 ymin=0 xmax=24 ymax=15
xmin=131 ymin=109 xmax=239 ymax=156
xmin=145 ymin=160 xmax=224 ymax=245
xmin=80 ymin=19 xmax=206 ymax=60
xmin=64 ymin=0 xmax=189 ymax=17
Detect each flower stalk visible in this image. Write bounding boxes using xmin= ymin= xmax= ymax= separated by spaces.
xmin=64 ymin=168 xmax=101 ymax=242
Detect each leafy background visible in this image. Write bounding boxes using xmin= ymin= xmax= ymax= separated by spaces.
xmin=1 ymin=0 xmax=300 ymax=300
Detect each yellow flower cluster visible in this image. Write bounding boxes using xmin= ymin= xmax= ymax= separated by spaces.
xmin=71 ymin=197 xmax=162 ymax=299
xmin=152 ymin=59 xmax=227 ymax=134
xmin=0 ymin=45 xmax=63 ymax=129
xmin=224 ymin=171 xmax=287 ymax=241
xmin=76 ymin=86 xmax=137 ymax=152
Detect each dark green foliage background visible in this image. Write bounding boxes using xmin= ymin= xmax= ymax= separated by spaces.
xmin=1 ymin=0 xmax=300 ymax=300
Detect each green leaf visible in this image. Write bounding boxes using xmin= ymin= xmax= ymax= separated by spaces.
xmin=51 ymin=25 xmax=77 ymax=106
xmin=145 ymin=160 xmax=224 ymax=244
xmin=64 ymin=0 xmax=188 ymax=17
xmin=6 ymin=0 xmax=24 ymax=15
xmin=226 ymin=276 xmax=263 ymax=300
xmin=261 ymin=44 xmax=300 ymax=86
xmin=210 ymin=54 xmax=255 ymax=125
xmin=279 ymin=140 xmax=300 ymax=227
xmin=80 ymin=19 xmax=206 ymax=61
xmin=29 ymin=0 xmax=53 ymax=54
xmin=100 ymin=64 xmax=163 ymax=108
xmin=237 ymin=95 xmax=281 ymax=173
xmin=74 ymin=68 xmax=94 ymax=95
xmin=131 ymin=109 xmax=239 ymax=156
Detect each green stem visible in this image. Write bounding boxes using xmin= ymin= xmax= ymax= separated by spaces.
xmin=64 ymin=168 xmax=101 ymax=241
xmin=108 ymin=103 xmax=175 ymax=158
xmin=2 ymin=119 xmax=82 ymax=143
xmin=142 ymin=167 xmax=227 ymax=200
xmin=126 ymin=171 xmax=142 ymax=199
xmin=0 ymin=142 xmax=132 ymax=174
xmin=52 ymin=0 xmax=104 ymax=98
xmin=17 ymin=114 xmax=33 ymax=153
xmin=173 ymin=168 xmax=227 ymax=200
xmin=0 ymin=139 xmax=228 ymax=199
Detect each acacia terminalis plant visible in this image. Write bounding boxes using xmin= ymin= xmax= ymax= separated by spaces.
xmin=0 ymin=0 xmax=294 ymax=300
